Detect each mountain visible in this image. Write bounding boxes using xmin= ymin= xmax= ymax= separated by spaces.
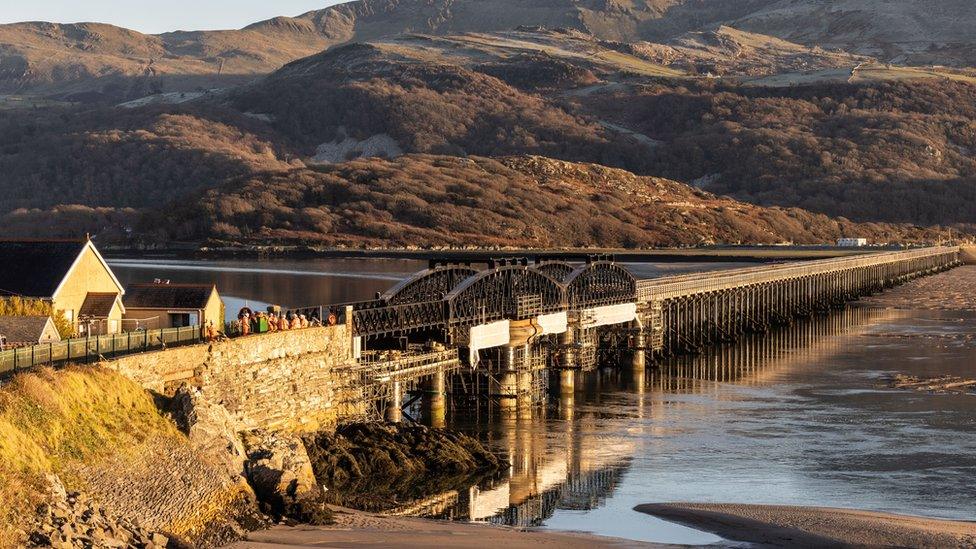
xmin=1 ymin=154 xmax=938 ymax=248
xmin=4 ymin=0 xmax=976 ymax=101
xmin=1 ymin=29 xmax=975 ymax=233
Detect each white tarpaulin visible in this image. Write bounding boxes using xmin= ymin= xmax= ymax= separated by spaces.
xmin=467 ymin=319 xmax=511 ymax=365
xmin=578 ymin=302 xmax=637 ymax=329
xmin=536 ymin=311 xmax=568 ymax=335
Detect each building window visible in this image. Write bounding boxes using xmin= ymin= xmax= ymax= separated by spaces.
xmin=170 ymin=313 xmax=191 ymax=328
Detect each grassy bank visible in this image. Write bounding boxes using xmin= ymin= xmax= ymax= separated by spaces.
xmin=0 ymin=367 xmax=176 ymax=546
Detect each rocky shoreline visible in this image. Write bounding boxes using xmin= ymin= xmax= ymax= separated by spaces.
xmin=304 ymin=422 xmax=503 ymax=512
xmin=22 ymin=386 xmax=504 ymax=549
xmin=28 ymin=476 xmax=180 ymax=549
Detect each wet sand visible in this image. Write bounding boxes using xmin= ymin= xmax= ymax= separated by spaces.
xmin=226 ymin=507 xmax=667 ymax=548
xmin=636 ymin=503 xmax=976 ymax=548
xmin=858 ymin=265 xmax=976 ymax=311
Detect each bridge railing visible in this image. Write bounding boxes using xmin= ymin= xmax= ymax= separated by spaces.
xmin=0 ymin=325 xmax=203 ymax=376
xmin=637 ymin=247 xmax=958 ymax=301
xmin=351 ymin=299 xmax=446 ymax=337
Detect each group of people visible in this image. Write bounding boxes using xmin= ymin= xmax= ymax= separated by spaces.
xmin=237 ymin=307 xmax=323 ymax=336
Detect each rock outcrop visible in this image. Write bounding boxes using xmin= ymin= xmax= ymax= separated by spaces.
xmin=242 ymin=431 xmax=333 ymax=525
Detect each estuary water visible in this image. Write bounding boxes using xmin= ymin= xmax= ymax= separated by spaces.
xmin=448 ymin=308 xmax=976 ymax=544
xmin=107 ymin=257 xmax=746 ymax=321
xmin=108 ymin=257 xmax=976 ymax=545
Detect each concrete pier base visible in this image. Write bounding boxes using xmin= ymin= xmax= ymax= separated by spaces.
xmin=517 ymin=370 xmax=533 ymax=410
xmin=559 ymin=369 xmax=576 ymax=394
xmin=559 ymin=328 xmax=576 ymax=369
xmin=556 ymin=369 xmax=575 ymax=420
xmin=423 ymin=368 xmax=447 ymax=428
xmin=385 ymin=380 xmax=402 ymax=423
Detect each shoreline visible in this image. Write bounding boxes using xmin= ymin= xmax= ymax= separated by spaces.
xmin=226 ymin=506 xmax=670 ymax=548
xmin=636 ymin=503 xmax=976 ymax=548
xmin=100 ymin=245 xmax=881 ymax=263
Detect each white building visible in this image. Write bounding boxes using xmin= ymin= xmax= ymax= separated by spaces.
xmin=837 ymin=238 xmax=868 ymax=247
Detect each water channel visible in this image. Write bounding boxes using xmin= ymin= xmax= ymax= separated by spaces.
xmin=109 ymin=257 xmax=976 ymax=545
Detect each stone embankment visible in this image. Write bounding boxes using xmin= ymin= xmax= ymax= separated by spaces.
xmin=15 ymin=325 xmax=501 ymax=547
xmin=28 ymin=476 xmax=175 ymax=549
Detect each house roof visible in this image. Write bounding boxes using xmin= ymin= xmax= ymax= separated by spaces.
xmin=0 ymin=240 xmax=87 ymax=298
xmin=0 ymin=316 xmax=58 ymax=345
xmin=124 ymin=284 xmax=216 ymax=310
xmin=79 ymin=293 xmax=119 ymax=318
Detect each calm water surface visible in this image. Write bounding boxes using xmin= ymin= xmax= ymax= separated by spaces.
xmin=449 ymin=308 xmax=976 ymax=544
xmin=108 ymin=258 xmax=745 ymax=320
xmin=108 ymin=258 xmax=976 ymax=544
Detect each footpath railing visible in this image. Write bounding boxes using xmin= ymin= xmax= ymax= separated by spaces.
xmin=0 ymin=325 xmax=203 ymax=376
xmin=636 ymin=246 xmax=960 ymax=301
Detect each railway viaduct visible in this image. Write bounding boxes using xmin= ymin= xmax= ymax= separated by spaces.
xmin=339 ymin=246 xmax=961 ymax=420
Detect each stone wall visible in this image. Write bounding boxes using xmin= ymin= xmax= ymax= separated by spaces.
xmin=106 ymin=325 xmax=359 ymax=433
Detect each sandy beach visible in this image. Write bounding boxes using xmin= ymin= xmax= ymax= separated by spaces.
xmin=637 ymin=503 xmax=976 ymax=548
xmin=225 ymin=506 xmax=667 ymax=548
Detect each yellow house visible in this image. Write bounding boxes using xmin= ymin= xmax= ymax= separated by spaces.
xmin=123 ymin=283 xmax=224 ymax=330
xmin=0 ymin=238 xmax=125 ymax=336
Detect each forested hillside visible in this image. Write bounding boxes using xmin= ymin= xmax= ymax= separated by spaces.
xmin=576 ymin=79 xmax=976 ymax=224
xmin=4 ymin=154 xmax=935 ymax=248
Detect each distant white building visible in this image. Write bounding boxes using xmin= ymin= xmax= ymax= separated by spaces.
xmin=837 ymin=238 xmax=868 ymax=247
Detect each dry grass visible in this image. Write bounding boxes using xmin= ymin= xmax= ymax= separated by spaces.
xmin=0 ymin=367 xmax=176 ymax=546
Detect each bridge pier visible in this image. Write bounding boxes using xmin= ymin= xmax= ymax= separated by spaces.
xmin=422 ymin=367 xmax=447 ymax=428
xmin=559 ymin=327 xmax=576 ymax=369
xmin=385 ymin=380 xmax=403 ymax=423
xmin=498 ymin=345 xmax=519 ymax=412
xmin=631 ymin=321 xmax=646 ymax=370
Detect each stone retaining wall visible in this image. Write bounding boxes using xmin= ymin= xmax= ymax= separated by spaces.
xmin=105 ymin=326 xmax=359 ymax=433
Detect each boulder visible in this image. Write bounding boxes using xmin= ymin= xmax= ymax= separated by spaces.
xmin=170 ymin=385 xmax=248 ymax=479
xmin=242 ymin=430 xmax=332 ymax=525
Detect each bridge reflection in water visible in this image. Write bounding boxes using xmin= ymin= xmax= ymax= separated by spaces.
xmin=385 ymin=306 xmax=902 ymax=526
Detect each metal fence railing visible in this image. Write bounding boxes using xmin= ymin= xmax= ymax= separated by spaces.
xmin=0 ymin=325 xmax=203 ymax=376
xmin=636 ymin=246 xmax=960 ymax=301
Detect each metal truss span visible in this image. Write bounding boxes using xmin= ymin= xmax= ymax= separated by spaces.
xmin=381 ymin=265 xmax=480 ymax=305
xmin=566 ymin=261 xmax=638 ymax=311
xmin=446 ymin=265 xmax=567 ymax=330
xmin=532 ymin=261 xmax=575 ymax=283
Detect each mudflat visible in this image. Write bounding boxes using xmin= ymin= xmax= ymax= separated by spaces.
xmin=858 ymin=265 xmax=976 ymax=311
xmin=227 ymin=506 xmax=666 ymax=548
xmin=636 ymin=503 xmax=976 ymax=548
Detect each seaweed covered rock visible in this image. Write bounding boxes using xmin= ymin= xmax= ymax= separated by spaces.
xmin=305 ymin=422 xmax=500 ymax=484
xmin=302 ymin=422 xmax=502 ymax=511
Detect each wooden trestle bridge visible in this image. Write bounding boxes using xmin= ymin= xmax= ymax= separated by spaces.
xmin=336 ymin=246 xmax=960 ymax=420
